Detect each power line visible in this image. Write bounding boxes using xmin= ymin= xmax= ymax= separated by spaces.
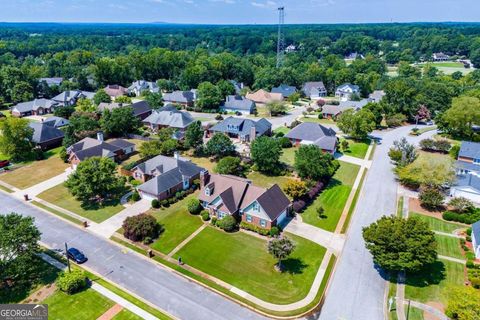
xmin=276 ymin=6 xmax=285 ymax=68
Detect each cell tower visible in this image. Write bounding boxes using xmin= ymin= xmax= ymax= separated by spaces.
xmin=276 ymin=6 xmax=285 ymax=68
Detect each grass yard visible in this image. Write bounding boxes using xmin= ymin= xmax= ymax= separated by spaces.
xmin=174 ymin=227 xmax=326 ymax=304
xmin=410 ymin=212 xmax=465 ymax=234
xmin=43 ymin=288 xmax=115 ymax=320
xmin=185 ymin=155 xmax=216 ymax=172
xmin=280 ymin=147 xmax=296 ymax=167
xmin=301 ymin=161 xmax=360 ymax=231
xmin=112 ymin=309 xmax=144 ymax=320
xmin=246 ymin=171 xmax=291 ymax=191
xmin=434 ymin=234 xmax=464 ymax=260
xmin=405 ymin=259 xmax=465 ymax=304
xmin=300 ymin=117 xmax=335 ymax=125
xmin=0 ymin=154 xmax=69 ymax=189
xmin=149 ymin=194 xmax=204 ymax=254
xmin=37 ymin=184 xmax=124 ymax=223
xmin=274 ymin=126 xmax=291 ymax=135
xmin=340 ymin=138 xmax=370 ymax=159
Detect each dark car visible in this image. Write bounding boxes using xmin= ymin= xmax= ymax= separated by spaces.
xmin=0 ymin=160 xmax=10 ymax=169
xmin=67 ymin=248 xmax=88 ymax=264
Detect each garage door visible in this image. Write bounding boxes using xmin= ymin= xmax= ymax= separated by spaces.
xmin=139 ymin=192 xmax=157 ymax=202
xmin=451 ymin=189 xmax=480 ymax=204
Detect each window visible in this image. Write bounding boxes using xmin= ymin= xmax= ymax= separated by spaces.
xmin=205 ymin=187 xmax=211 ymax=196
xmin=252 ymin=202 xmax=259 ymax=211
xmin=260 ymin=220 xmax=266 ymax=228
xmin=474 ymin=158 xmax=480 ymax=164
xmin=246 ymin=214 xmax=252 ymax=223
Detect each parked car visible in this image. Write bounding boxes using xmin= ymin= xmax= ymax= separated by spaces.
xmin=67 ymin=247 xmax=88 ymax=264
xmin=0 ymin=160 xmax=10 ymax=169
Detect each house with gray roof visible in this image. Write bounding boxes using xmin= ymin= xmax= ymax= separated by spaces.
xmin=302 ymin=82 xmax=327 ymax=100
xmin=11 ymin=99 xmax=59 ymax=117
xmin=163 ymin=90 xmax=197 ymax=107
xmin=104 ymin=85 xmax=128 ymax=99
xmin=43 ymin=116 xmax=69 ymax=128
xmin=136 ymin=154 xmax=204 ymax=201
xmin=29 ymin=122 xmax=64 ymax=150
xmin=52 ymin=90 xmax=95 ymax=106
xmin=322 ymin=99 xmax=370 ymax=119
xmin=222 ymin=95 xmax=256 ymax=115
xmin=472 ymin=220 xmax=480 ymax=259
xmin=98 ymin=101 xmax=152 ymax=120
xmin=450 ymin=174 xmax=480 ymax=204
xmin=39 ymin=77 xmax=63 ymax=87
xmin=143 ymin=107 xmax=195 ymax=138
xmin=198 ymin=171 xmax=291 ymax=230
xmin=127 ymin=80 xmax=159 ymax=97
xmin=451 ymin=141 xmax=480 ymax=203
xmin=272 ymin=84 xmax=297 ymax=98
xmin=335 ymin=83 xmax=360 ymax=101
xmin=229 ymin=80 xmax=245 ymax=95
xmin=208 ymin=117 xmax=272 ymax=143
xmin=369 ymin=90 xmax=386 ymax=103
xmin=285 ymin=122 xmax=337 ymax=154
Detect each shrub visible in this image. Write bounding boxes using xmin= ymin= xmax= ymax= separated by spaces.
xmin=289 ymin=120 xmax=301 ymax=129
xmin=131 ymin=191 xmax=140 ymax=202
xmin=122 ymin=213 xmax=160 ymax=242
xmin=284 ymin=179 xmax=308 ymax=200
xmin=317 ymin=206 xmax=326 ymax=219
xmin=201 ymin=210 xmax=210 ymax=221
xmin=160 ymin=199 xmax=169 ymax=207
xmin=187 ymin=198 xmax=202 ymax=215
xmin=217 ymin=215 xmax=237 ymax=232
xmin=143 ymin=236 xmax=153 ymax=245
xmin=56 ymin=270 xmax=87 ymax=294
xmin=419 ymin=187 xmax=444 ymax=210
xmin=59 ymin=147 xmax=69 ymax=163
xmin=240 ymin=221 xmax=270 ymax=236
xmin=215 ymin=114 xmax=224 ymax=121
xmin=151 ymin=199 xmax=160 ymax=208
xmin=275 ymin=131 xmax=285 ymax=138
xmin=467 ymin=228 xmax=472 ymax=236
xmin=448 ymin=197 xmax=473 ymax=213
xmin=292 ymin=200 xmax=306 ymax=213
xmin=442 ymin=209 xmax=480 ymax=224
xmin=211 ymin=216 xmax=217 ymax=226
xmin=278 ymin=137 xmax=292 ymax=148
xmin=269 ymin=226 xmax=281 ymax=237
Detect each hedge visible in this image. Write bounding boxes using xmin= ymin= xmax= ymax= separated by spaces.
xmin=442 ymin=209 xmax=480 ymax=224
xmin=56 ymin=270 xmax=87 ymax=294
xmin=240 ymin=221 xmax=270 ymax=236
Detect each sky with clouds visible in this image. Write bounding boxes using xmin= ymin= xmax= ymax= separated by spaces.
xmin=0 ymin=0 xmax=478 ymax=24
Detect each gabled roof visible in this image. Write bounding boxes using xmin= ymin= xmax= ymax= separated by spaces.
xmin=336 ymin=83 xmax=360 ymax=93
xmin=104 ymin=85 xmax=128 ymax=97
xmin=39 ymin=77 xmax=63 ymax=86
xmin=12 ymin=99 xmax=58 ymax=113
xmin=255 ymin=184 xmax=291 ymax=221
xmin=338 ymin=99 xmax=369 ymax=110
xmin=459 ymin=141 xmax=480 ymax=159
xmin=43 ymin=116 xmax=69 ymax=128
xmin=97 ymin=101 xmax=152 ymax=118
xmin=455 ymin=174 xmax=480 ymax=192
xmin=369 ymin=90 xmax=386 ymax=102
xmin=302 ymin=82 xmax=326 ymax=96
xmin=128 ymin=80 xmax=159 ymax=93
xmin=68 ymin=137 xmax=131 ymax=161
xmin=29 ymin=122 xmax=64 ymax=144
xmin=143 ymin=108 xmax=194 ymax=129
xmin=134 ymin=155 xmax=196 ymax=176
xmin=224 ymin=95 xmax=255 ymax=112
xmin=472 ymin=220 xmax=480 ymax=247
xmin=52 ymin=90 xmax=94 ymax=104
xmin=245 ymin=89 xmax=283 ymax=104
xmin=271 ymin=84 xmax=297 ymax=98
xmin=163 ymin=90 xmax=196 ymax=103
xmin=285 ymin=122 xmax=337 ymax=151
xmin=108 ymin=139 xmax=135 ymax=149
xmin=210 ymin=116 xmax=272 ymax=137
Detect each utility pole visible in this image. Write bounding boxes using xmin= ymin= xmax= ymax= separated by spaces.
xmin=65 ymin=242 xmax=71 ymax=273
xmin=276 ymin=6 xmax=285 ymax=68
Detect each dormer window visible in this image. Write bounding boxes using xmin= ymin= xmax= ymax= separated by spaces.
xmin=252 ymin=202 xmax=259 ymax=211
xmin=205 ymin=182 xmax=215 ymax=196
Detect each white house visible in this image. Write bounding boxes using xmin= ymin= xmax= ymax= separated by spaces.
xmin=335 ymin=83 xmax=360 ymax=101
xmin=472 ymin=220 xmax=480 ymax=259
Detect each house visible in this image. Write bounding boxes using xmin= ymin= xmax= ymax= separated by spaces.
xmin=98 ymin=101 xmax=152 ymax=120
xmin=302 ymin=82 xmax=327 ymax=100
xmin=52 ymin=90 xmax=95 ymax=106
xmin=285 ymin=122 xmax=337 ymax=154
xmin=344 ymin=52 xmax=364 ymax=61
xmin=163 ymin=90 xmax=197 ymax=107
xmin=43 ymin=116 xmax=69 ymax=128
xmin=39 ymin=77 xmax=63 ymax=87
xmin=272 ymin=85 xmax=297 ymax=98
xmin=450 ymin=174 xmax=480 ymax=203
xmin=229 ymin=80 xmax=245 ymax=95
xmin=451 ymin=141 xmax=480 ymax=203
xmin=11 ymin=99 xmax=59 ymax=117
xmin=222 ymin=95 xmax=256 ymax=115
xmin=136 ymin=154 xmax=204 ymax=201
xmin=29 ymin=122 xmax=64 ymax=150
xmin=104 ymin=85 xmax=128 ymax=99
xmin=127 ymin=80 xmax=159 ymax=96
xmin=198 ymin=172 xmax=291 ymax=230
xmin=472 ymin=220 xmax=480 ymax=259
xmin=321 ymin=99 xmax=369 ymax=120
xmin=369 ymin=90 xmax=386 ymax=103
xmin=335 ymin=83 xmax=360 ymax=101
xmin=285 ymin=44 xmax=297 ymax=53
xmin=432 ymin=52 xmax=450 ymax=62
xmin=208 ymin=117 xmax=272 ymax=143
xmin=142 ymin=105 xmax=195 ymax=136
xmin=67 ymin=133 xmax=135 ymax=169
xmin=245 ymin=89 xmax=283 ymax=106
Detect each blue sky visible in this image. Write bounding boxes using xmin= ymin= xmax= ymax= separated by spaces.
xmin=0 ymin=0 xmax=478 ymax=24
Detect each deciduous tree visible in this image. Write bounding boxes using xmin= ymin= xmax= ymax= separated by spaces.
xmin=294 ymin=145 xmax=339 ymax=181
xmin=267 ymin=237 xmax=296 ymax=272
xmin=250 ymin=136 xmax=282 ymax=173
xmin=337 ymin=108 xmax=376 ymax=140
xmin=0 ymin=117 xmax=33 ymax=161
xmin=205 ymin=133 xmax=235 ymax=158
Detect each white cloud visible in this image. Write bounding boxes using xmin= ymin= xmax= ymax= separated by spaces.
xmin=251 ymin=0 xmax=277 ymax=8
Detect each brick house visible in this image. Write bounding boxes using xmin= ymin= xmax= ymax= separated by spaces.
xmin=11 ymin=99 xmax=59 ymax=117
xmin=285 ymin=122 xmax=337 ymax=154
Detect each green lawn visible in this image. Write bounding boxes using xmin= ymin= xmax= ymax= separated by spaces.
xmin=246 ymin=171 xmax=291 ymax=191
xmin=301 ymin=161 xmax=360 ymax=231
xmin=422 ymin=62 xmax=465 ymax=68
xmin=112 ymin=309 xmax=144 ymax=320
xmin=274 ymin=126 xmax=291 ymax=135
xmin=340 ymin=138 xmax=370 ymax=159
xmin=300 ymin=117 xmax=335 ymax=124
xmin=410 ymin=213 xmax=465 ymax=234
xmin=185 ymin=155 xmax=216 ymax=172
xmin=43 ymin=288 xmax=115 ymax=320
xmin=407 ymin=307 xmax=424 ymax=320
xmin=280 ymin=147 xmax=295 ymax=166
xmin=149 ymin=194 xmax=204 ymax=255
xmin=435 ymin=234 xmax=464 ymax=260
xmin=405 ymin=259 xmax=465 ymax=304
xmin=175 ymin=227 xmax=326 ymax=304
xmin=37 ymin=184 xmax=124 ymax=223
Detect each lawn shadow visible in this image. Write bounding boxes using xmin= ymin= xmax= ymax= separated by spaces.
xmin=405 ymin=261 xmax=446 ymax=288
xmin=80 ymin=198 xmax=121 ymax=211
xmin=282 ymin=258 xmax=308 ymax=275
xmin=324 ymin=178 xmax=342 ymax=190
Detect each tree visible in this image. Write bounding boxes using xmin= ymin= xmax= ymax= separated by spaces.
xmin=419 ymin=187 xmax=445 ymax=210
xmin=122 ymin=213 xmax=160 ymax=242
xmin=266 ymin=101 xmax=288 ymax=117
xmin=446 ymin=286 xmax=480 ymax=320
xmin=100 ymin=107 xmax=141 ymax=137
xmin=363 ymin=102 xmax=384 ymax=126
xmin=216 ymin=215 xmax=237 ymax=232
xmin=139 ymin=139 xmax=178 ymax=158
xmin=250 ymin=136 xmax=282 ymax=173
xmin=0 ymin=117 xmax=33 ymax=161
xmin=56 ymin=270 xmax=87 ymax=294
xmin=10 ymin=81 xmax=34 ymax=103
xmin=215 ymin=156 xmax=243 ymax=176
xmin=388 ymin=138 xmax=417 ymax=167
xmin=65 ymin=157 xmax=126 ymax=205
xmin=438 ymin=96 xmax=480 ymax=139
xmin=143 ymin=91 xmax=163 ymax=109
xmin=448 ymin=197 xmax=473 ymax=213
xmin=184 ymin=121 xmax=204 ymax=150
xmin=62 ymin=112 xmax=100 ymax=147
xmin=397 ymin=153 xmax=455 ymax=189
xmin=76 ymin=98 xmax=95 ymax=112
xmin=54 ymin=105 xmax=75 ymax=119
xmin=115 ymin=95 xmax=132 ymax=104
xmin=337 ymin=109 xmax=376 ymax=140
xmin=287 ymin=92 xmax=301 ymax=103
xmin=205 ymin=133 xmax=235 ymax=158
xmin=294 ymin=145 xmax=339 ymax=181
xmin=283 ymin=179 xmax=308 ymax=200
xmin=216 ymin=80 xmax=235 ymax=98
xmin=0 ymin=213 xmax=41 ymax=288
xmin=187 ymin=198 xmax=202 ymax=215
xmin=362 ymin=216 xmax=437 ymax=272
xmin=416 ymin=104 xmax=431 ymax=121
xmin=341 ymin=139 xmax=349 ymax=151
xmin=267 ymin=237 xmax=296 ymax=271
xmin=93 ymin=89 xmax=111 ymax=106
xmin=196 ymin=82 xmax=223 ymax=111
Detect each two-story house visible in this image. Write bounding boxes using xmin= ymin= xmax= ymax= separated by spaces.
xmin=208 ymin=117 xmax=272 ymax=143
xmin=451 ymin=141 xmax=480 ymax=203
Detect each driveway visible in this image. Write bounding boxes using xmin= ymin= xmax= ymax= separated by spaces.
xmin=0 ymin=193 xmax=267 ymax=320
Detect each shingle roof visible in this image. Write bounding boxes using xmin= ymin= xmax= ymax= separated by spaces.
xmin=128 ymin=80 xmax=159 ymax=93
xmin=142 ymin=109 xmax=194 ymax=129
xmin=104 ymin=85 xmax=127 ymax=97
xmin=285 ymin=122 xmax=337 ymax=152
xmin=68 ymin=137 xmax=126 ymax=161
xmin=134 ymin=155 xmax=194 ymax=175
xmin=223 ymin=95 xmax=255 ymax=112
xmin=163 ymin=91 xmax=196 ymax=104
xmin=256 ymin=184 xmax=291 ymax=221
xmin=43 ymin=116 xmax=69 ymax=128
xmin=271 ymin=84 xmax=297 ymax=98
xmin=455 ymin=174 xmax=480 ymax=191
xmin=97 ymin=101 xmax=152 ymax=118
xmin=12 ymin=99 xmax=58 ymax=113
xmin=52 ymin=90 xmax=94 ymax=104
xmin=459 ymin=141 xmax=480 ymax=159
xmin=245 ymin=90 xmax=283 ymax=104
xmin=29 ymin=122 xmax=64 ymax=144
xmin=336 ymin=83 xmax=360 ymax=93
xmin=472 ymin=220 xmax=480 ymax=248
xmin=455 ymin=160 xmax=480 ymax=173
xmin=108 ymin=139 xmax=135 ymax=149
xmin=39 ymin=77 xmax=63 ymax=86
xmin=209 ymin=116 xmax=272 ymax=137
xmin=302 ymin=82 xmax=326 ymax=96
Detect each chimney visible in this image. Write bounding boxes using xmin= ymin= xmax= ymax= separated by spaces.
xmin=200 ymin=170 xmax=210 ymax=188
xmin=250 ymin=125 xmax=256 ymax=142
xmin=174 ymin=151 xmax=180 ymax=160
xmin=97 ymin=132 xmax=104 ymax=142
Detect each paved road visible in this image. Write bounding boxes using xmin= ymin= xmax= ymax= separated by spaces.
xmin=318 ymin=126 xmax=436 ymax=320
xmin=0 ymin=194 xmax=267 ymax=320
